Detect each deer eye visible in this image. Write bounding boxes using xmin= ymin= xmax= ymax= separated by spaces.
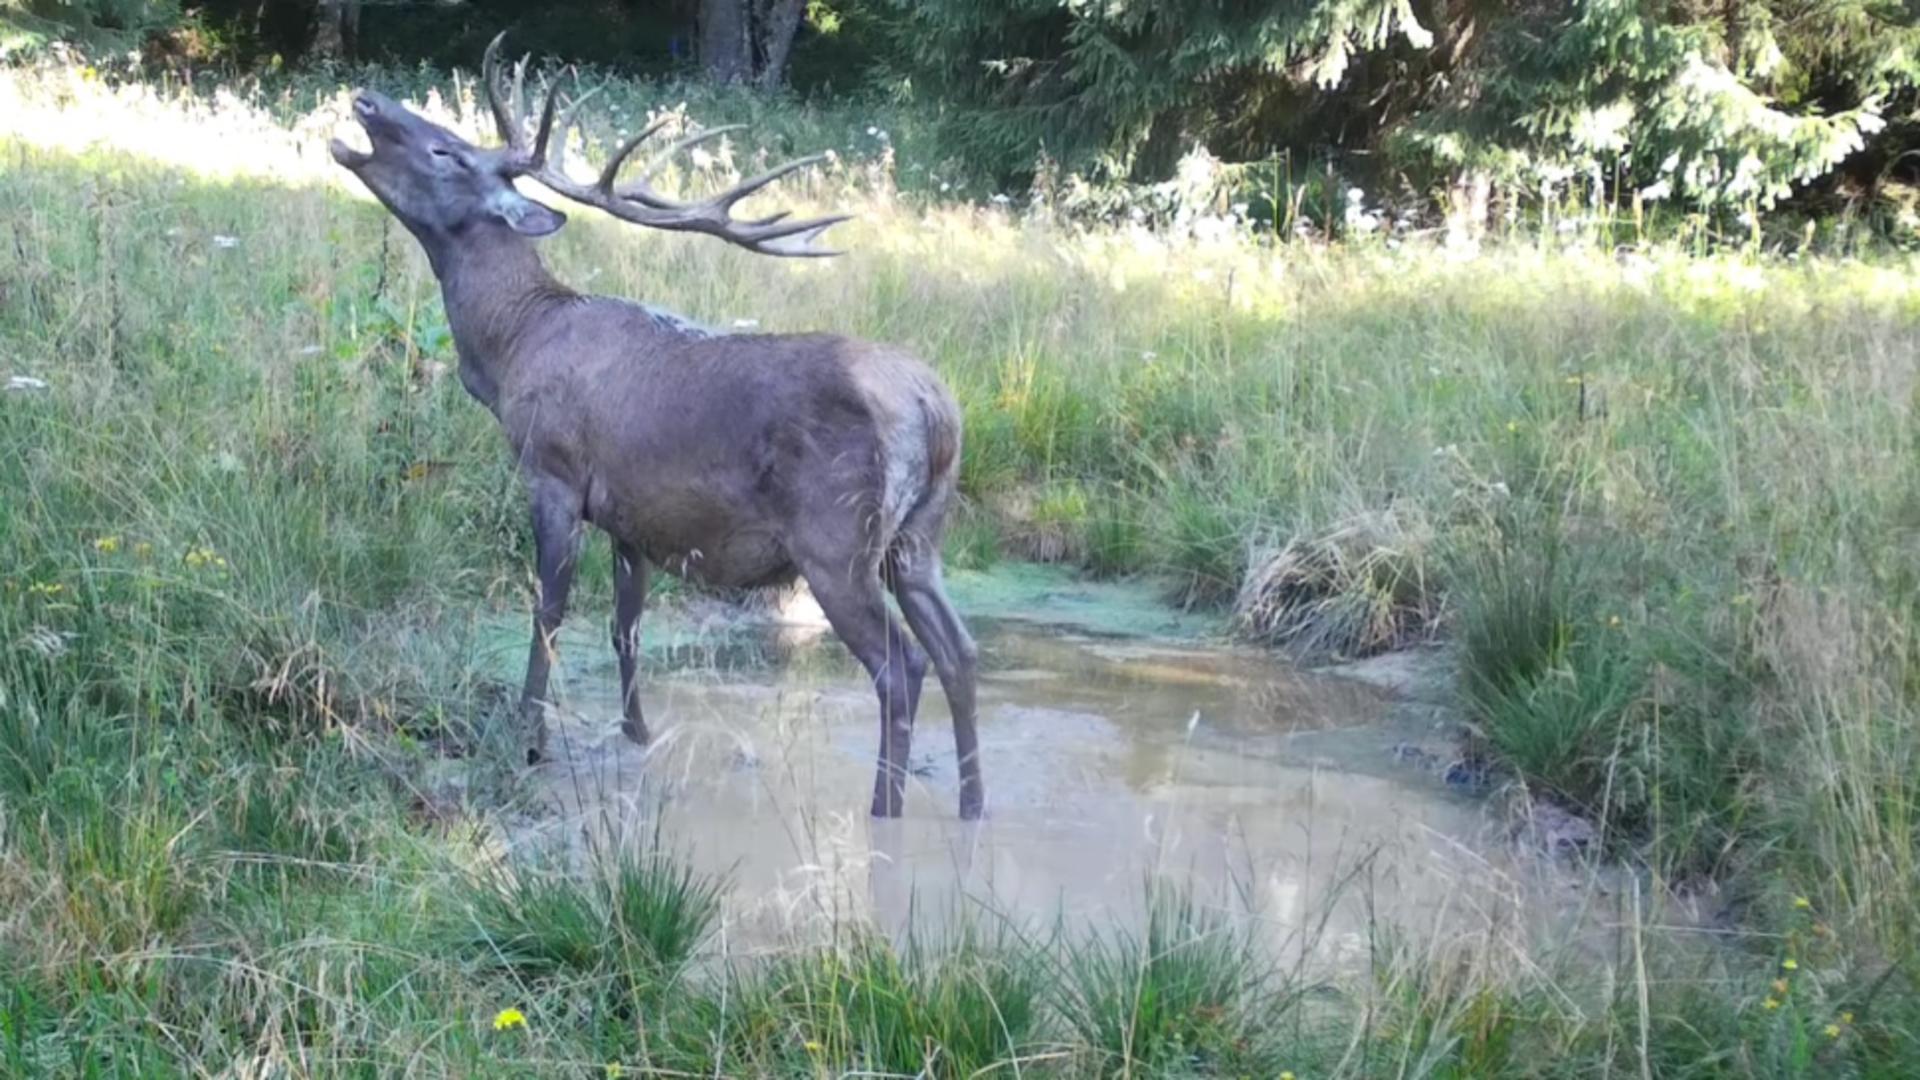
xmin=429 ymin=146 xmax=452 ymax=158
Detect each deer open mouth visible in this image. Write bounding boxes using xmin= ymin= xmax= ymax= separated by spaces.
xmin=329 ymin=96 xmax=375 ymax=168
xmin=328 ymin=136 xmax=371 ymax=169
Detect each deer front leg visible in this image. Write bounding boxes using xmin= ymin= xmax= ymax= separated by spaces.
xmin=611 ymin=540 xmax=651 ymax=746
xmin=520 ymin=478 xmax=581 ymax=765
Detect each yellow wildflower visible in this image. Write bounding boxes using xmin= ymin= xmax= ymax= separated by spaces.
xmin=1763 ymin=998 xmax=1781 ymax=1011
xmin=803 ymin=1041 xmax=822 ymax=1053
xmin=1793 ymin=896 xmax=1811 ymax=910
xmin=492 ymin=1007 xmax=526 ymax=1031
xmin=1825 ymin=1024 xmax=1842 ymax=1039
xmin=1506 ymin=420 xmax=1520 ymax=433
xmin=183 ymin=547 xmax=227 ymax=570
xmin=27 ymin=581 xmax=63 ymax=597
xmin=1841 ymin=1012 xmax=1854 ymax=1025
xmin=1281 ymin=1073 xmax=1298 ymax=1080
xmin=1782 ymin=958 xmax=1798 ymax=971
xmin=605 ymin=1065 xmax=625 ymax=1079
xmin=1607 ymin=614 xmax=1622 ymax=628
xmin=93 ymin=536 xmax=120 ymax=554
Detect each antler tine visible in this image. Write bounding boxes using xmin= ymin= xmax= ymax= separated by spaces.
xmin=509 ymin=55 xmax=531 ymax=149
xmin=638 ymin=124 xmax=747 ymax=184
xmin=546 ymin=82 xmax=603 ymax=176
xmin=597 ymin=117 xmax=673 ymax=194
xmin=605 ymin=123 xmax=746 ymax=210
xmin=733 ymin=214 xmax=853 ymax=258
xmin=480 ymin=32 xmax=517 ymax=147
xmin=705 ymin=153 xmax=830 ymax=211
xmin=584 ymin=196 xmax=851 ymax=257
xmin=528 ymin=71 xmax=563 ymax=166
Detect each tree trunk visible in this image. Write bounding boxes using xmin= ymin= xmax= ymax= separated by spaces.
xmin=311 ymin=0 xmax=358 ymax=60
xmin=756 ymin=0 xmax=806 ymax=91
xmin=700 ymin=0 xmax=751 ymax=84
xmin=1445 ymin=169 xmax=1491 ymax=248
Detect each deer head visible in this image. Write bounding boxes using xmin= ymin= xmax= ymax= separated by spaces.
xmin=330 ymin=89 xmax=565 ymax=242
xmin=330 ymin=33 xmax=847 ymax=256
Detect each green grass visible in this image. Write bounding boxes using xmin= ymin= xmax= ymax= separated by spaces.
xmin=3 ymin=56 xmax=1920 ymax=1075
xmin=462 ymin=825 xmax=725 ymax=987
xmin=1062 ymin=886 xmax=1294 ymax=1075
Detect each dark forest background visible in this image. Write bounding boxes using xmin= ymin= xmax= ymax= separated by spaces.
xmin=9 ymin=0 xmax=1920 ymax=225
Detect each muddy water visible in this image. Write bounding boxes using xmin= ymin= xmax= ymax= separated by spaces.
xmin=484 ymin=568 xmax=1619 ymax=965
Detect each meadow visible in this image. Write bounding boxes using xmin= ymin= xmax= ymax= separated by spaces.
xmin=2 ymin=56 xmax=1919 ymax=1076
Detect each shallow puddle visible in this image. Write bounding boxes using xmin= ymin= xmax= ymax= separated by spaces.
xmin=479 ymin=568 xmax=1629 ymax=966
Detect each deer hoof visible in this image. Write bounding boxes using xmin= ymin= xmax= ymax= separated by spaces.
xmin=620 ymin=720 xmax=651 ymax=748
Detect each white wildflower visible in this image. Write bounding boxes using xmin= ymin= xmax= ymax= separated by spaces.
xmin=212 ymin=235 xmax=239 ymax=249
xmin=5 ymin=375 xmax=50 ymax=393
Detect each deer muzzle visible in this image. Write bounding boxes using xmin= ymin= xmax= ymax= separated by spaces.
xmin=329 ymin=93 xmax=389 ymax=168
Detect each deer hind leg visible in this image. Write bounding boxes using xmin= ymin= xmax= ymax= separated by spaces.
xmin=888 ymin=541 xmax=985 ymax=820
xmin=800 ymin=558 xmax=927 ymax=818
xmin=611 ymin=540 xmax=652 ymax=746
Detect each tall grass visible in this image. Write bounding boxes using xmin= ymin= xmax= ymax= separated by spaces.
xmin=2 ymin=57 xmax=1920 ymax=1074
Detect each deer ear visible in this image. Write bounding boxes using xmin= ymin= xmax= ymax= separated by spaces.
xmin=488 ymin=189 xmax=566 ymax=237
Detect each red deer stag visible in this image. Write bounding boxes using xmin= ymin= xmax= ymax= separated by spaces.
xmin=328 ymin=34 xmax=983 ymax=819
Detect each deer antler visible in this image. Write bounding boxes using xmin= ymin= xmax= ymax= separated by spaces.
xmin=480 ymin=32 xmax=849 ymax=257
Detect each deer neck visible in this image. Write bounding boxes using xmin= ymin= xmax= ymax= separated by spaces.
xmin=426 ymin=226 xmax=573 ymax=412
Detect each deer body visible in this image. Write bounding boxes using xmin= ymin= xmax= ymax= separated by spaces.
xmin=453 ymin=262 xmax=956 ymax=596
xmin=334 ymin=37 xmax=983 ymax=819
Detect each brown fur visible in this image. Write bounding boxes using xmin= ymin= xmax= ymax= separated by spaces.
xmin=333 ymin=89 xmax=984 ymax=818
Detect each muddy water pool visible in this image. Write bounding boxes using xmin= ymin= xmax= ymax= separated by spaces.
xmin=475 ymin=566 xmax=1636 ymax=967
